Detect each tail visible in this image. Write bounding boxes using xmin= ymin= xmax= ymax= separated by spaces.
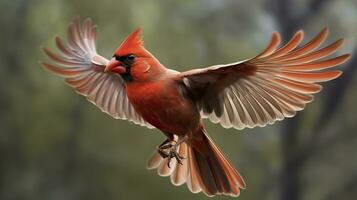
xmin=147 ymin=128 xmax=246 ymax=197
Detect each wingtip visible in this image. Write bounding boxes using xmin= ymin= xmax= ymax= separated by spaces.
xmin=54 ymin=35 xmax=61 ymax=43
xmin=281 ymin=29 xmax=304 ymax=43
xmin=40 ymin=62 xmax=68 ymax=77
xmin=83 ymin=17 xmax=93 ymax=26
xmin=320 ymin=27 xmax=329 ymax=38
xmin=296 ymin=29 xmax=304 ymax=36
xmin=72 ymin=15 xmax=81 ymax=23
xmin=67 ymin=18 xmax=77 ymax=30
xmin=324 ymin=70 xmax=344 ymax=81
xmin=40 ymin=46 xmax=50 ymax=56
xmin=92 ymin=24 xmax=98 ymax=30
xmin=338 ymin=53 xmax=352 ymax=64
xmin=335 ymin=70 xmax=343 ymax=78
xmin=41 ymin=47 xmax=52 ymax=57
xmin=272 ymin=31 xmax=281 ymax=41
xmin=40 ymin=61 xmax=49 ymax=68
xmin=39 ymin=62 xmax=51 ymax=71
xmin=336 ymin=38 xmax=345 ymax=46
xmin=253 ymin=31 xmax=281 ymax=59
xmin=39 ymin=61 xmax=49 ymax=72
xmin=343 ymin=53 xmax=351 ymax=59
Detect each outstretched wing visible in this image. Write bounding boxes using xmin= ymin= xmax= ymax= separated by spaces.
xmin=41 ymin=17 xmax=153 ymax=129
xmin=178 ymin=28 xmax=350 ymax=130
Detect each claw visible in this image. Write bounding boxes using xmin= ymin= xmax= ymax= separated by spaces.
xmin=174 ymin=152 xmax=183 ymax=165
xmin=167 ymin=157 xmax=172 ymax=168
xmin=167 ymin=150 xmax=184 ymax=168
xmin=157 ymin=136 xmax=188 ymax=168
xmin=159 ymin=143 xmax=173 ymax=150
xmin=157 ymin=148 xmax=169 ymax=158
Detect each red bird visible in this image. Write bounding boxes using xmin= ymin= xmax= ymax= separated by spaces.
xmin=41 ymin=17 xmax=350 ymax=197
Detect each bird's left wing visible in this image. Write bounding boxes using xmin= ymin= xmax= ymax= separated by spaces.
xmin=41 ymin=17 xmax=154 ymax=129
xmin=178 ymin=28 xmax=350 ymax=130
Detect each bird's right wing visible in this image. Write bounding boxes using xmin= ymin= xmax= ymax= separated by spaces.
xmin=41 ymin=17 xmax=154 ymax=129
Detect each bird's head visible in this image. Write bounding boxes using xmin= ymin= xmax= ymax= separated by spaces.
xmin=105 ymin=28 xmax=164 ymax=82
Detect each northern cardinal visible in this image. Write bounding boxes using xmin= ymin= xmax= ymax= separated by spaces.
xmin=41 ymin=17 xmax=350 ymax=197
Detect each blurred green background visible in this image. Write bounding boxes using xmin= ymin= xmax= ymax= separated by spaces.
xmin=1 ymin=0 xmax=356 ymax=199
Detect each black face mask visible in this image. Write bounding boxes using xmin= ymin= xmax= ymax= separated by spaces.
xmin=114 ymin=54 xmax=135 ymax=82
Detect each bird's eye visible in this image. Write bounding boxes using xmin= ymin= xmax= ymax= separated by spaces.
xmin=127 ymin=54 xmax=135 ymax=61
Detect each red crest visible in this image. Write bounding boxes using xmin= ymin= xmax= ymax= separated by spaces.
xmin=115 ymin=28 xmax=143 ymax=56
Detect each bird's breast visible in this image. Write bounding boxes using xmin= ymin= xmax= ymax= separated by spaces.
xmin=125 ymin=79 xmax=200 ymax=134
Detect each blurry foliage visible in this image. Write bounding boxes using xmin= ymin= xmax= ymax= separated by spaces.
xmin=0 ymin=0 xmax=356 ymax=200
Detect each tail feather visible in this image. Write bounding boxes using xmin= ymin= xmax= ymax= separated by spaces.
xmin=147 ymin=128 xmax=245 ymax=197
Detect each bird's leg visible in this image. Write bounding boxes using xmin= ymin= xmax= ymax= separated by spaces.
xmin=159 ymin=141 xmax=173 ymax=150
xmin=166 ymin=136 xmax=188 ymax=168
xmin=157 ymin=133 xmax=188 ymax=168
xmin=157 ymin=132 xmax=175 ymax=158
xmin=157 ymin=138 xmax=172 ymax=158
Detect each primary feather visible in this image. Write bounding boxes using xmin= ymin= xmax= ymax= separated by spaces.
xmin=41 ymin=17 xmax=153 ymax=128
xmin=179 ymin=28 xmax=349 ymax=130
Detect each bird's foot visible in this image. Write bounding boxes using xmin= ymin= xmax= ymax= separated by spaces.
xmin=167 ymin=149 xmax=185 ymax=167
xmin=157 ymin=136 xmax=189 ymax=168
xmin=159 ymin=147 xmax=185 ymax=168
xmin=157 ymin=140 xmax=185 ymax=168
xmin=157 ymin=139 xmax=173 ymax=158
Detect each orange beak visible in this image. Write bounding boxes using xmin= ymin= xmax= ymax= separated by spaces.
xmin=104 ymin=58 xmax=126 ymax=74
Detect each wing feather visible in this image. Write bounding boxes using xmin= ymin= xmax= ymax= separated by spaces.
xmin=179 ymin=28 xmax=349 ymax=130
xmin=41 ymin=17 xmax=153 ymax=129
xmin=263 ymin=30 xmax=304 ymax=59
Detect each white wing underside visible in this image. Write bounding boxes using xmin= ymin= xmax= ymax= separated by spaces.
xmin=42 ymin=17 xmax=153 ymax=129
xmin=180 ymin=28 xmax=349 ymax=130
